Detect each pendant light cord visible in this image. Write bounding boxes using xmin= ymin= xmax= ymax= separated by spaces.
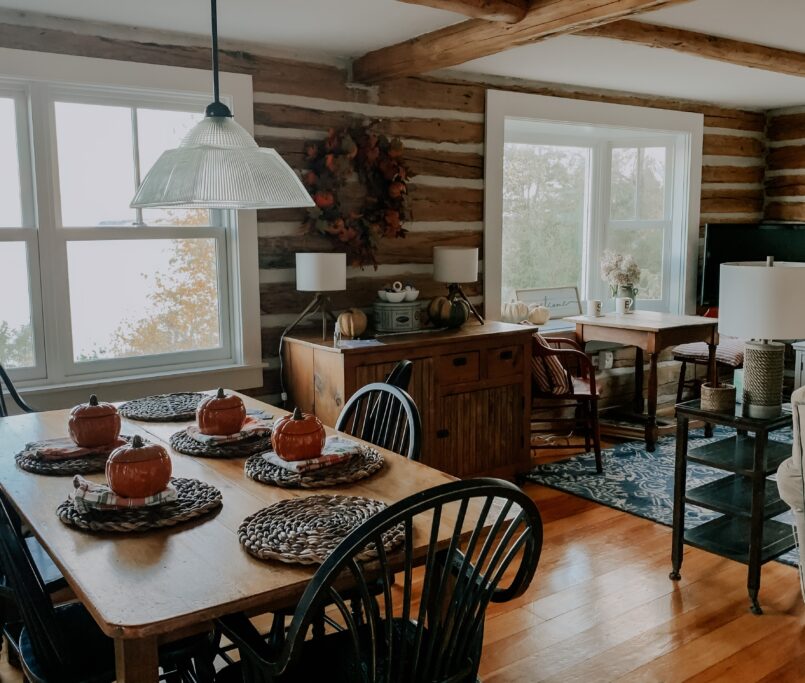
xmin=205 ymin=0 xmax=232 ymax=117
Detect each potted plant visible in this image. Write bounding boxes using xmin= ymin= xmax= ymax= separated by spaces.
xmin=600 ymin=250 xmax=641 ymax=307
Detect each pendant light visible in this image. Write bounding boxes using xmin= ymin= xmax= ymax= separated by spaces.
xmin=131 ymin=0 xmax=314 ymax=210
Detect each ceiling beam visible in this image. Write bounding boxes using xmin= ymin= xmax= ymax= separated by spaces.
xmin=353 ymin=0 xmax=693 ymax=82
xmin=578 ymin=20 xmax=805 ymax=77
xmin=396 ymin=0 xmax=529 ymax=23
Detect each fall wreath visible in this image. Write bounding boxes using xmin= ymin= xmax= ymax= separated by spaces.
xmin=301 ymin=127 xmax=410 ymax=267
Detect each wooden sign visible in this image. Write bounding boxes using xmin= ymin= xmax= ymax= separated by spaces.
xmin=516 ymin=286 xmax=582 ymax=319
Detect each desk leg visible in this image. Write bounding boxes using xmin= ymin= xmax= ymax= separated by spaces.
xmin=670 ymin=416 xmax=688 ymax=581
xmin=748 ymin=431 xmax=768 ymax=615
xmin=705 ymin=342 xmax=717 ymax=438
xmin=634 ymin=348 xmax=645 ymax=414
xmin=646 ymin=353 xmax=659 ymax=452
xmin=115 ymin=637 xmax=159 ymax=683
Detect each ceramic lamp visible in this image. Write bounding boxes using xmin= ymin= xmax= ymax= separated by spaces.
xmin=432 ymin=247 xmax=484 ymax=325
xmin=285 ymin=253 xmax=347 ymax=339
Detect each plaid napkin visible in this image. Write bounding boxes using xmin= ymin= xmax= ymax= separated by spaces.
xmin=25 ymin=437 xmax=126 ymax=462
xmin=70 ymin=475 xmax=177 ymax=513
xmin=262 ymin=436 xmax=362 ymax=473
xmin=185 ymin=416 xmax=273 ymax=446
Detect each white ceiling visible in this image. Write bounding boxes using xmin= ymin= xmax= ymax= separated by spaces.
xmin=1 ymin=0 xmax=804 ymax=109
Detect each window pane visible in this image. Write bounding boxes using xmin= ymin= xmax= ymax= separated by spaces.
xmin=137 ymin=108 xmax=209 ymax=226
xmin=639 ymin=147 xmax=666 ymax=220
xmin=502 ymin=143 xmax=589 ymax=303
xmin=55 ymin=102 xmax=136 ymax=227
xmin=67 ymin=239 xmax=222 ymax=361
xmin=0 ymin=98 xmax=23 ymax=227
xmin=610 ymin=147 xmax=637 ymax=220
xmin=606 ymin=228 xmax=664 ymax=300
xmin=0 ymin=242 xmax=35 ymax=367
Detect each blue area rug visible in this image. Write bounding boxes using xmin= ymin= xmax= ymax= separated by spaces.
xmin=526 ymin=426 xmax=798 ymax=567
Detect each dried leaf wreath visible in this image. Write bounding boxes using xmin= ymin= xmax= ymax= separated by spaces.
xmin=301 ymin=127 xmax=411 ymax=267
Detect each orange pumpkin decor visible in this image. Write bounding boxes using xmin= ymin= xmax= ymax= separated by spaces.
xmin=106 ymin=435 xmax=172 ymax=498
xmin=271 ymin=408 xmax=326 ymax=462
xmin=68 ymin=394 xmax=121 ymax=448
xmin=196 ymin=388 xmax=246 ymax=436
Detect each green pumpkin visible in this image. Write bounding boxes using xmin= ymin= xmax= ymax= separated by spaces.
xmin=443 ymin=299 xmax=470 ymax=328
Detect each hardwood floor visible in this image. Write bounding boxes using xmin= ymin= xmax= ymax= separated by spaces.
xmin=1 ymin=448 xmax=803 ymax=682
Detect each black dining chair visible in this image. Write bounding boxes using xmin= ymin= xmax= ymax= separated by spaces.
xmin=0 ymin=363 xmax=35 ymax=417
xmin=335 ymin=383 xmax=422 ymax=461
xmin=384 ymin=360 xmax=413 ymax=392
xmin=216 ymin=477 xmax=543 ymax=683
xmin=0 ymin=492 xmax=217 ymax=683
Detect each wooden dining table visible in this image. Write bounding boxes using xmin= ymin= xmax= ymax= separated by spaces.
xmin=0 ymin=392 xmax=462 ymax=682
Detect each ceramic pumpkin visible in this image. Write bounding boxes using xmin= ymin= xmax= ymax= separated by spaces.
xmin=271 ymin=408 xmax=326 ymax=461
xmin=196 ymin=388 xmax=246 ymax=436
xmin=501 ymin=301 xmax=529 ymax=324
xmin=527 ymin=305 xmax=551 ymax=326
xmin=106 ymin=435 xmax=172 ymax=498
xmin=337 ymin=308 xmax=368 ymax=338
xmin=68 ymin=394 xmax=121 ymax=448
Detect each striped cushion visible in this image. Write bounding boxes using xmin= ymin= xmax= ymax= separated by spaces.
xmin=531 ymin=350 xmax=572 ymax=396
xmin=673 ymin=337 xmax=744 ymax=367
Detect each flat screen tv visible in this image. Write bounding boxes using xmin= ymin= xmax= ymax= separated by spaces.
xmin=700 ymin=222 xmax=805 ymax=306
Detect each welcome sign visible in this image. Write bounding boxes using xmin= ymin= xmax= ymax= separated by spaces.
xmin=515 ymin=287 xmax=582 ymax=319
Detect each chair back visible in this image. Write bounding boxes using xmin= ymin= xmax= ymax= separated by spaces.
xmin=221 ymin=478 xmax=542 ymax=683
xmin=0 ymin=363 xmax=35 ymax=417
xmin=384 ymin=360 xmax=413 ymax=392
xmin=336 ymin=383 xmax=422 ymax=461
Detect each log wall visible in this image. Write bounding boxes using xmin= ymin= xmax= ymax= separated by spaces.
xmin=765 ymin=107 xmax=805 ymax=221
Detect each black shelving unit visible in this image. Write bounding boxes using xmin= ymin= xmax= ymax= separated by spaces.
xmin=671 ymin=400 xmax=795 ymax=615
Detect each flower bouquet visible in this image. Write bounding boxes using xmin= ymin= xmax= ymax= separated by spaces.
xmin=600 ymin=250 xmax=641 ymax=300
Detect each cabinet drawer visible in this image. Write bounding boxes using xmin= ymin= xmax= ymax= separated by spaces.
xmin=487 ymin=345 xmax=524 ymax=377
xmin=438 ymin=351 xmax=480 ymax=384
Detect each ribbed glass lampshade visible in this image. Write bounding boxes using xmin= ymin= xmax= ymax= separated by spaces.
xmin=131 ymin=116 xmax=314 ymax=209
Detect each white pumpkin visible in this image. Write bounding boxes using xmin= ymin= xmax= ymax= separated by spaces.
xmin=527 ymin=305 xmax=551 ymax=326
xmin=501 ymin=301 xmax=529 ymax=324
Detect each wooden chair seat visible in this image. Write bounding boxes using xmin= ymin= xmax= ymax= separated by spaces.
xmin=673 ymin=337 xmax=744 ymax=403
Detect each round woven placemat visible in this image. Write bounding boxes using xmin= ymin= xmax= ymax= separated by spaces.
xmin=119 ymin=393 xmax=206 ymax=422
xmin=15 ymin=435 xmax=141 ymax=476
xmin=244 ymin=447 xmax=384 ymax=488
xmin=169 ymin=430 xmax=272 ymax=459
xmin=239 ymin=494 xmax=403 ymax=564
xmin=56 ymin=478 xmax=222 ymax=533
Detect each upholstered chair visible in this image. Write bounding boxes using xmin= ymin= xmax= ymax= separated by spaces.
xmin=777 ymin=385 xmax=805 ymax=596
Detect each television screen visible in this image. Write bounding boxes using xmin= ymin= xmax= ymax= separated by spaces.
xmin=700 ymin=223 xmax=805 ymax=306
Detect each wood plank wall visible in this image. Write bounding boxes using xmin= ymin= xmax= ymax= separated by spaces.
xmin=765 ymin=107 xmax=805 ymax=221
xmin=0 ymin=20 xmax=768 ymax=402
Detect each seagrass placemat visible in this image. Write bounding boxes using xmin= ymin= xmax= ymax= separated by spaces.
xmin=244 ymin=447 xmax=384 ymax=488
xmin=15 ymin=435 xmax=141 ymax=476
xmin=57 ymin=478 xmax=222 ymax=533
xmin=169 ymin=430 xmax=272 ymax=459
xmin=119 ymin=393 xmax=206 ymax=422
xmin=238 ymin=494 xmax=404 ymax=564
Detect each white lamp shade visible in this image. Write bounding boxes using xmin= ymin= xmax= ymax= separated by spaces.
xmin=719 ymin=261 xmax=805 ymax=339
xmin=131 ymin=116 xmax=315 ymax=210
xmin=295 ymin=253 xmax=346 ymax=292
xmin=433 ymin=246 xmax=479 ymax=284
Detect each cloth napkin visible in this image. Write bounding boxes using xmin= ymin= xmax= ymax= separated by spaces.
xmin=185 ymin=416 xmax=273 ymax=446
xmin=262 ymin=436 xmax=362 ymax=474
xmin=25 ymin=437 xmax=126 ymax=462
xmin=70 ymin=475 xmax=178 ymax=513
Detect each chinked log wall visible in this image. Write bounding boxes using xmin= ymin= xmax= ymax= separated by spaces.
xmin=765 ymin=108 xmax=805 ymax=222
xmin=0 ymin=20 xmax=768 ymax=402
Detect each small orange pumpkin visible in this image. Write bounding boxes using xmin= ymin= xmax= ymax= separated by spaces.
xmin=196 ymin=388 xmax=246 ymax=436
xmin=271 ymin=408 xmax=326 ymax=461
xmin=68 ymin=394 xmax=121 ymax=448
xmin=106 ymin=435 xmax=172 ymax=498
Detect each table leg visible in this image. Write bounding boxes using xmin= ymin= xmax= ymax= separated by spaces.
xmin=646 ymin=352 xmax=659 ymax=452
xmin=633 ymin=347 xmax=645 ymax=414
xmin=115 ymin=637 xmax=159 ymax=683
xmin=670 ymin=416 xmax=689 ymax=581
xmin=705 ymin=342 xmax=717 ymax=437
xmin=747 ymin=430 xmax=768 ymax=615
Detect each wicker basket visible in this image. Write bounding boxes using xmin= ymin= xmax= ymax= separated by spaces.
xmin=700 ymin=382 xmax=736 ymax=413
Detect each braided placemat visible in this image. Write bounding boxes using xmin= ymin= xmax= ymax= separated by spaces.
xmin=244 ymin=447 xmax=384 ymax=488
xmin=119 ymin=393 xmax=206 ymax=422
xmin=239 ymin=494 xmax=404 ymax=564
xmin=15 ymin=435 xmax=141 ymax=476
xmin=169 ymin=430 xmax=272 ymax=459
xmin=57 ymin=478 xmax=222 ymax=533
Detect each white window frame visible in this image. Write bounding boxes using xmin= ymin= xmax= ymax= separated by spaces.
xmin=485 ymin=90 xmax=704 ymax=320
xmin=0 ymin=48 xmax=262 ymax=401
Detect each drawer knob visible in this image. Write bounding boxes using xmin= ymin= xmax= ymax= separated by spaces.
xmin=499 ymin=350 xmax=513 ymax=360
xmin=452 ymin=357 xmax=468 ymax=367
xmin=436 ymin=429 xmax=450 ymax=438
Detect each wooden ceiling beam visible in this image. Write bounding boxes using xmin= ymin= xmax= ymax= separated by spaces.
xmin=578 ymin=20 xmax=805 ymax=77
xmin=397 ymin=0 xmax=529 ymax=23
xmin=353 ymin=0 xmax=693 ymax=82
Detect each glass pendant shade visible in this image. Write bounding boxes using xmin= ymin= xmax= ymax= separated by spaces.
xmin=131 ymin=116 xmax=314 ymax=209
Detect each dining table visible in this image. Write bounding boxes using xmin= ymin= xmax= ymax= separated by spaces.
xmin=0 ymin=391 xmax=464 ymax=682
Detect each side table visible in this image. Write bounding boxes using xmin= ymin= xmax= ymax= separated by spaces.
xmin=670 ymin=399 xmax=794 ymax=614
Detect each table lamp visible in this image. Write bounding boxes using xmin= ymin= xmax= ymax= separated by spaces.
xmin=719 ymin=258 xmax=805 ymax=418
xmin=286 ymin=252 xmax=347 ymax=339
xmin=433 ymin=246 xmax=484 ymax=324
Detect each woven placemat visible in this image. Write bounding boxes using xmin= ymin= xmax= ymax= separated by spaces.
xmin=15 ymin=435 xmax=141 ymax=476
xmin=239 ymin=494 xmax=404 ymax=564
xmin=57 ymin=478 xmax=222 ymax=533
xmin=244 ymin=447 xmax=384 ymax=488
xmin=169 ymin=429 xmax=272 ymax=459
xmin=119 ymin=393 xmax=206 ymax=422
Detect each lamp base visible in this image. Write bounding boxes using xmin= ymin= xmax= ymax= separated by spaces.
xmin=447 ymin=283 xmax=484 ymax=325
xmin=283 ymin=292 xmax=338 ymax=340
xmin=743 ymin=340 xmax=785 ymax=419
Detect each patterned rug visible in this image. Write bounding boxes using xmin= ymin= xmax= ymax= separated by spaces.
xmin=527 ymin=426 xmax=798 ymax=567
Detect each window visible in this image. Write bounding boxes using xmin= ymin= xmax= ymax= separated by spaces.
xmin=0 ymin=49 xmax=262 ymax=391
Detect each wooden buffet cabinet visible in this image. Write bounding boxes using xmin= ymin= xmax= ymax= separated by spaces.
xmin=282 ymin=322 xmax=532 ymax=479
